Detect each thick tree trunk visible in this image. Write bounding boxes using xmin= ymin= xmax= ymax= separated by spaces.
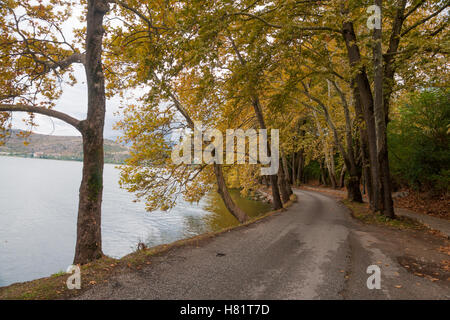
xmin=346 ymin=175 xmax=363 ymax=202
xmin=74 ymin=126 xmax=104 ymax=264
xmin=342 ymin=21 xmax=381 ymax=211
xmin=213 ymin=164 xmax=249 ymax=223
xmin=281 ymin=152 xmax=293 ymax=195
xmin=383 ymin=0 xmax=407 ymax=125
xmin=373 ymin=0 xmax=395 ymax=218
xmin=74 ymin=0 xmax=109 ymax=264
xmin=353 ymin=84 xmax=373 ymax=206
xmin=278 ymin=162 xmax=291 ymax=203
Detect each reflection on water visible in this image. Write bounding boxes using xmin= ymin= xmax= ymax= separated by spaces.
xmin=0 ymin=156 xmax=270 ymax=287
xmin=201 ymin=190 xmax=271 ymax=231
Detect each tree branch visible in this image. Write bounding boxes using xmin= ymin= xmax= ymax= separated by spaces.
xmin=0 ymin=104 xmax=82 ymax=131
xmin=401 ymin=3 xmax=449 ymax=36
xmin=226 ymin=12 xmax=340 ymax=33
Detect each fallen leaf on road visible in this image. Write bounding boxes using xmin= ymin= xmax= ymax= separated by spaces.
xmin=430 ymin=278 xmax=439 ymax=282
xmin=395 ymin=285 xmax=402 ymax=288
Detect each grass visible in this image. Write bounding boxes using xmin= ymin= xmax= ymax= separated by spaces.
xmin=342 ymin=199 xmax=427 ymax=230
xmin=0 ymin=194 xmax=297 ymax=300
xmin=51 ymin=270 xmax=66 ymax=278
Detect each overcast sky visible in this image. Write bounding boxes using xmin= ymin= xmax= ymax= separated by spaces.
xmin=12 ymin=66 xmax=124 ymax=139
xmin=11 ymin=3 xmax=125 ymax=139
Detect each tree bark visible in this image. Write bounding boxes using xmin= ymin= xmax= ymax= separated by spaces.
xmin=281 ymin=151 xmax=293 ymax=195
xmin=278 ymin=160 xmax=291 ymax=203
xmin=383 ymin=0 xmax=407 ymax=125
xmin=73 ymin=0 xmax=110 ymax=264
xmin=339 ymin=165 xmax=346 ymax=188
xmin=319 ymin=159 xmax=326 ymax=185
xmin=331 ymin=81 xmax=363 ymax=202
xmin=373 ymin=0 xmax=395 ymax=218
xmin=352 ymin=83 xmax=373 ymax=206
xmin=291 ymin=152 xmax=296 ymax=185
xmin=342 ymin=20 xmax=381 ymax=211
xmin=296 ymin=149 xmax=304 ymax=185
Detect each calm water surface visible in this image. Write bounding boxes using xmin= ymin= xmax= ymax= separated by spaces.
xmin=0 ymin=156 xmax=270 ymax=287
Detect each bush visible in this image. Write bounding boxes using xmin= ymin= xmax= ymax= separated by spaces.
xmin=388 ymin=88 xmax=450 ymax=193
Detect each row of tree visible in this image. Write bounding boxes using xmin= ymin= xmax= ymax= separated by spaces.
xmin=0 ymin=0 xmax=447 ymax=264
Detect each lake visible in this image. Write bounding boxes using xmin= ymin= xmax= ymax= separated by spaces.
xmin=0 ymin=156 xmax=270 ymax=287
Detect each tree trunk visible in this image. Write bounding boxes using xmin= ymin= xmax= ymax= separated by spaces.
xmin=319 ymin=80 xmax=363 ymax=202
xmin=339 ymin=165 xmax=346 ymax=188
xmin=281 ymin=152 xmax=293 ymax=195
xmin=291 ymin=152 xmax=296 ymax=185
xmin=262 ymin=175 xmax=269 ymax=187
xmin=296 ymin=149 xmax=304 ymax=185
xmin=251 ymin=96 xmax=283 ymax=209
xmin=345 ymin=175 xmax=362 ymax=202
xmin=326 ymin=148 xmax=337 ymax=189
xmin=383 ymin=0 xmax=407 ymax=125
xmin=74 ymin=0 xmax=109 ymax=264
xmin=319 ymin=159 xmax=326 ymax=185
xmin=74 ymin=126 xmax=104 ymax=264
xmin=353 ymin=84 xmax=373 ymax=206
xmin=278 ymin=162 xmax=291 ymax=203
xmin=213 ymin=164 xmax=249 ymax=223
xmin=342 ymin=20 xmax=381 ymax=211
xmin=373 ymin=0 xmax=395 ymax=218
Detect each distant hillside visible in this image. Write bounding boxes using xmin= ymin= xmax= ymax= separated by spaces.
xmin=0 ymin=130 xmax=129 ymax=164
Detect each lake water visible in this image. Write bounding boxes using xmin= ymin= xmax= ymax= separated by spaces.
xmin=0 ymin=156 xmax=270 ymax=287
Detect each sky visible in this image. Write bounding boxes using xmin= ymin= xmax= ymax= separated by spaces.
xmin=10 ymin=2 xmax=125 ymax=139
xmin=12 ymin=66 xmax=124 ymax=139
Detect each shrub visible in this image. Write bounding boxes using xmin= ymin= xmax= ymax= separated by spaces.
xmin=388 ymin=88 xmax=450 ymax=194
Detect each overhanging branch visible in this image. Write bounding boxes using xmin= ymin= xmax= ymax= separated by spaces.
xmin=0 ymin=104 xmax=82 ymax=131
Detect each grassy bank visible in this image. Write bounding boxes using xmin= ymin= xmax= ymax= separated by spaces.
xmin=341 ymin=199 xmax=427 ymax=231
xmin=0 ymin=194 xmax=297 ymax=300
